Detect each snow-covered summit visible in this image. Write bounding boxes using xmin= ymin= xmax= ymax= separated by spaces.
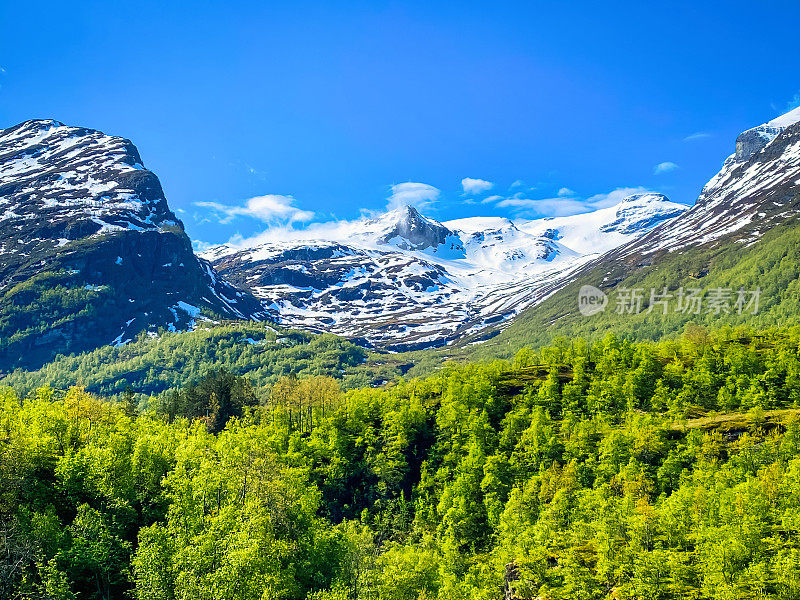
xmin=517 ymin=193 xmax=687 ymax=255
xmin=0 ymin=119 xmax=266 ymax=368
xmin=355 ymin=204 xmax=466 ymax=256
xmin=765 ymin=106 xmax=800 ymax=129
xmin=602 ymin=107 xmax=800 ymax=258
xmin=0 ymin=119 xmax=179 ymax=236
xmin=205 ymin=192 xmax=685 ymax=350
xmin=736 ymin=106 xmax=800 ymax=161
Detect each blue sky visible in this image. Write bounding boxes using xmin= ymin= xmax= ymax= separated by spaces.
xmin=1 ymin=0 xmax=799 ymax=247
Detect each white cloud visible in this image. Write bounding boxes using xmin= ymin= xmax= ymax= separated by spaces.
xmin=195 ymin=194 xmax=314 ymax=225
xmin=654 ymin=161 xmax=679 ymax=175
xmin=192 ymin=240 xmax=215 ymax=253
xmin=684 ymin=132 xmax=711 ymax=142
xmin=788 ymin=92 xmax=800 ymax=112
xmin=495 ymin=196 xmax=588 ymax=217
xmin=387 ymin=182 xmax=440 ymax=210
xmin=481 ymin=194 xmax=504 ymax=204
xmin=217 ymin=209 xmax=404 ymax=251
xmin=494 ymin=197 xmax=536 ymax=209
xmin=461 ymin=177 xmax=494 ymax=195
xmin=584 ymin=186 xmax=653 ymax=209
xmin=486 ymin=186 xmax=661 ymax=217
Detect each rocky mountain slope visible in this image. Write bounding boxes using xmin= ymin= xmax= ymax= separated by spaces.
xmin=0 ymin=119 xmax=266 ymax=370
xmin=604 ymin=107 xmax=800 ymax=261
xmin=461 ymin=106 xmax=800 ymax=358
xmin=204 ymin=196 xmax=687 ymax=350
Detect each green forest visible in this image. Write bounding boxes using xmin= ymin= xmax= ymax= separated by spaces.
xmin=4 ymin=325 xmax=800 ymax=598
xmin=0 ymin=323 xmax=402 ymax=398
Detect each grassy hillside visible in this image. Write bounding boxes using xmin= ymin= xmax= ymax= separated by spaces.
xmin=458 ymin=216 xmax=800 ymax=362
xmin=0 ymin=322 xmax=408 ymax=398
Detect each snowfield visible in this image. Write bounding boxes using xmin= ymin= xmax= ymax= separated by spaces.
xmin=203 ymin=196 xmax=688 ymax=350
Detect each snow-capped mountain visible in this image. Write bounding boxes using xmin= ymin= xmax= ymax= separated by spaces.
xmin=604 ymin=106 xmax=800 ymax=261
xmin=204 ymin=196 xmax=687 ymax=350
xmin=475 ymin=105 xmax=800 ymax=353
xmin=0 ymin=119 xmax=266 ymax=369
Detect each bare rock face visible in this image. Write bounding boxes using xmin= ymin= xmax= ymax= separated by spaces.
xmin=0 ymin=119 xmax=266 ymax=370
xmin=736 ymin=124 xmax=783 ymax=161
xmin=734 ymin=107 xmax=800 ymax=162
xmin=504 ymin=562 xmax=520 ymax=600
xmin=375 ymin=205 xmax=464 ymax=253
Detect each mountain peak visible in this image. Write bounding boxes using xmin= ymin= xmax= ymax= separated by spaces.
xmin=366 ymin=205 xmax=463 ymax=253
xmin=0 ymin=119 xmax=267 ymax=369
xmin=603 ymin=107 xmax=800 ymax=258
xmin=0 ymin=119 xmax=174 ymax=242
xmin=599 ymin=193 xmax=687 ymax=235
xmin=617 ymin=192 xmax=671 ymax=206
xmin=381 ymin=203 xmax=426 ymax=225
xmin=765 ymin=105 xmax=800 ymax=129
xmin=736 ymin=106 xmax=800 ymax=161
xmin=13 ymin=118 xmax=66 ymax=130
xmin=396 ymin=203 xmax=422 ymax=216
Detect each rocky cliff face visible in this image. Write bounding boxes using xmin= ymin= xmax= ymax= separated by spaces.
xmin=0 ymin=119 xmax=266 ymax=370
xmin=372 ymin=205 xmax=465 ymax=254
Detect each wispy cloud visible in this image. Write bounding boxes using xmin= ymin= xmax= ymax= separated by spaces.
xmin=194 ymin=194 xmax=314 ymax=225
xmin=584 ymin=187 xmax=655 ymax=208
xmin=684 ymin=132 xmax=711 ymax=142
xmin=387 ymin=182 xmax=440 ymax=210
xmin=788 ymin=92 xmax=800 ymax=112
xmin=461 ymin=177 xmax=494 ymax=195
xmin=654 ymin=161 xmax=679 ymax=175
xmin=495 ymin=195 xmax=587 ymax=217
xmin=486 ymin=186 xmax=660 ymax=217
xmin=192 ymin=240 xmax=216 ymax=253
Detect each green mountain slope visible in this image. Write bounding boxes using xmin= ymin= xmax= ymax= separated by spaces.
xmin=0 ymin=323 xmax=407 ymax=398
xmin=0 ymin=120 xmax=266 ymax=372
xmin=465 ymin=213 xmax=800 ymax=361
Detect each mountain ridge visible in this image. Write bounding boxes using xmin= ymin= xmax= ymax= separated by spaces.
xmin=0 ymin=119 xmax=267 ymax=370
xmin=453 ymin=106 xmax=800 ymax=360
xmin=203 ymin=192 xmax=687 ymax=350
xmin=4 ymin=104 xmax=797 ymax=366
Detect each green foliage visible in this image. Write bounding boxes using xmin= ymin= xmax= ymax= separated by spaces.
xmin=1 ymin=324 xmax=383 ymax=398
xmin=0 ymin=269 xmax=113 ymax=357
xmin=5 ymin=327 xmax=800 ymax=598
xmin=399 ymin=216 xmax=800 ymax=376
